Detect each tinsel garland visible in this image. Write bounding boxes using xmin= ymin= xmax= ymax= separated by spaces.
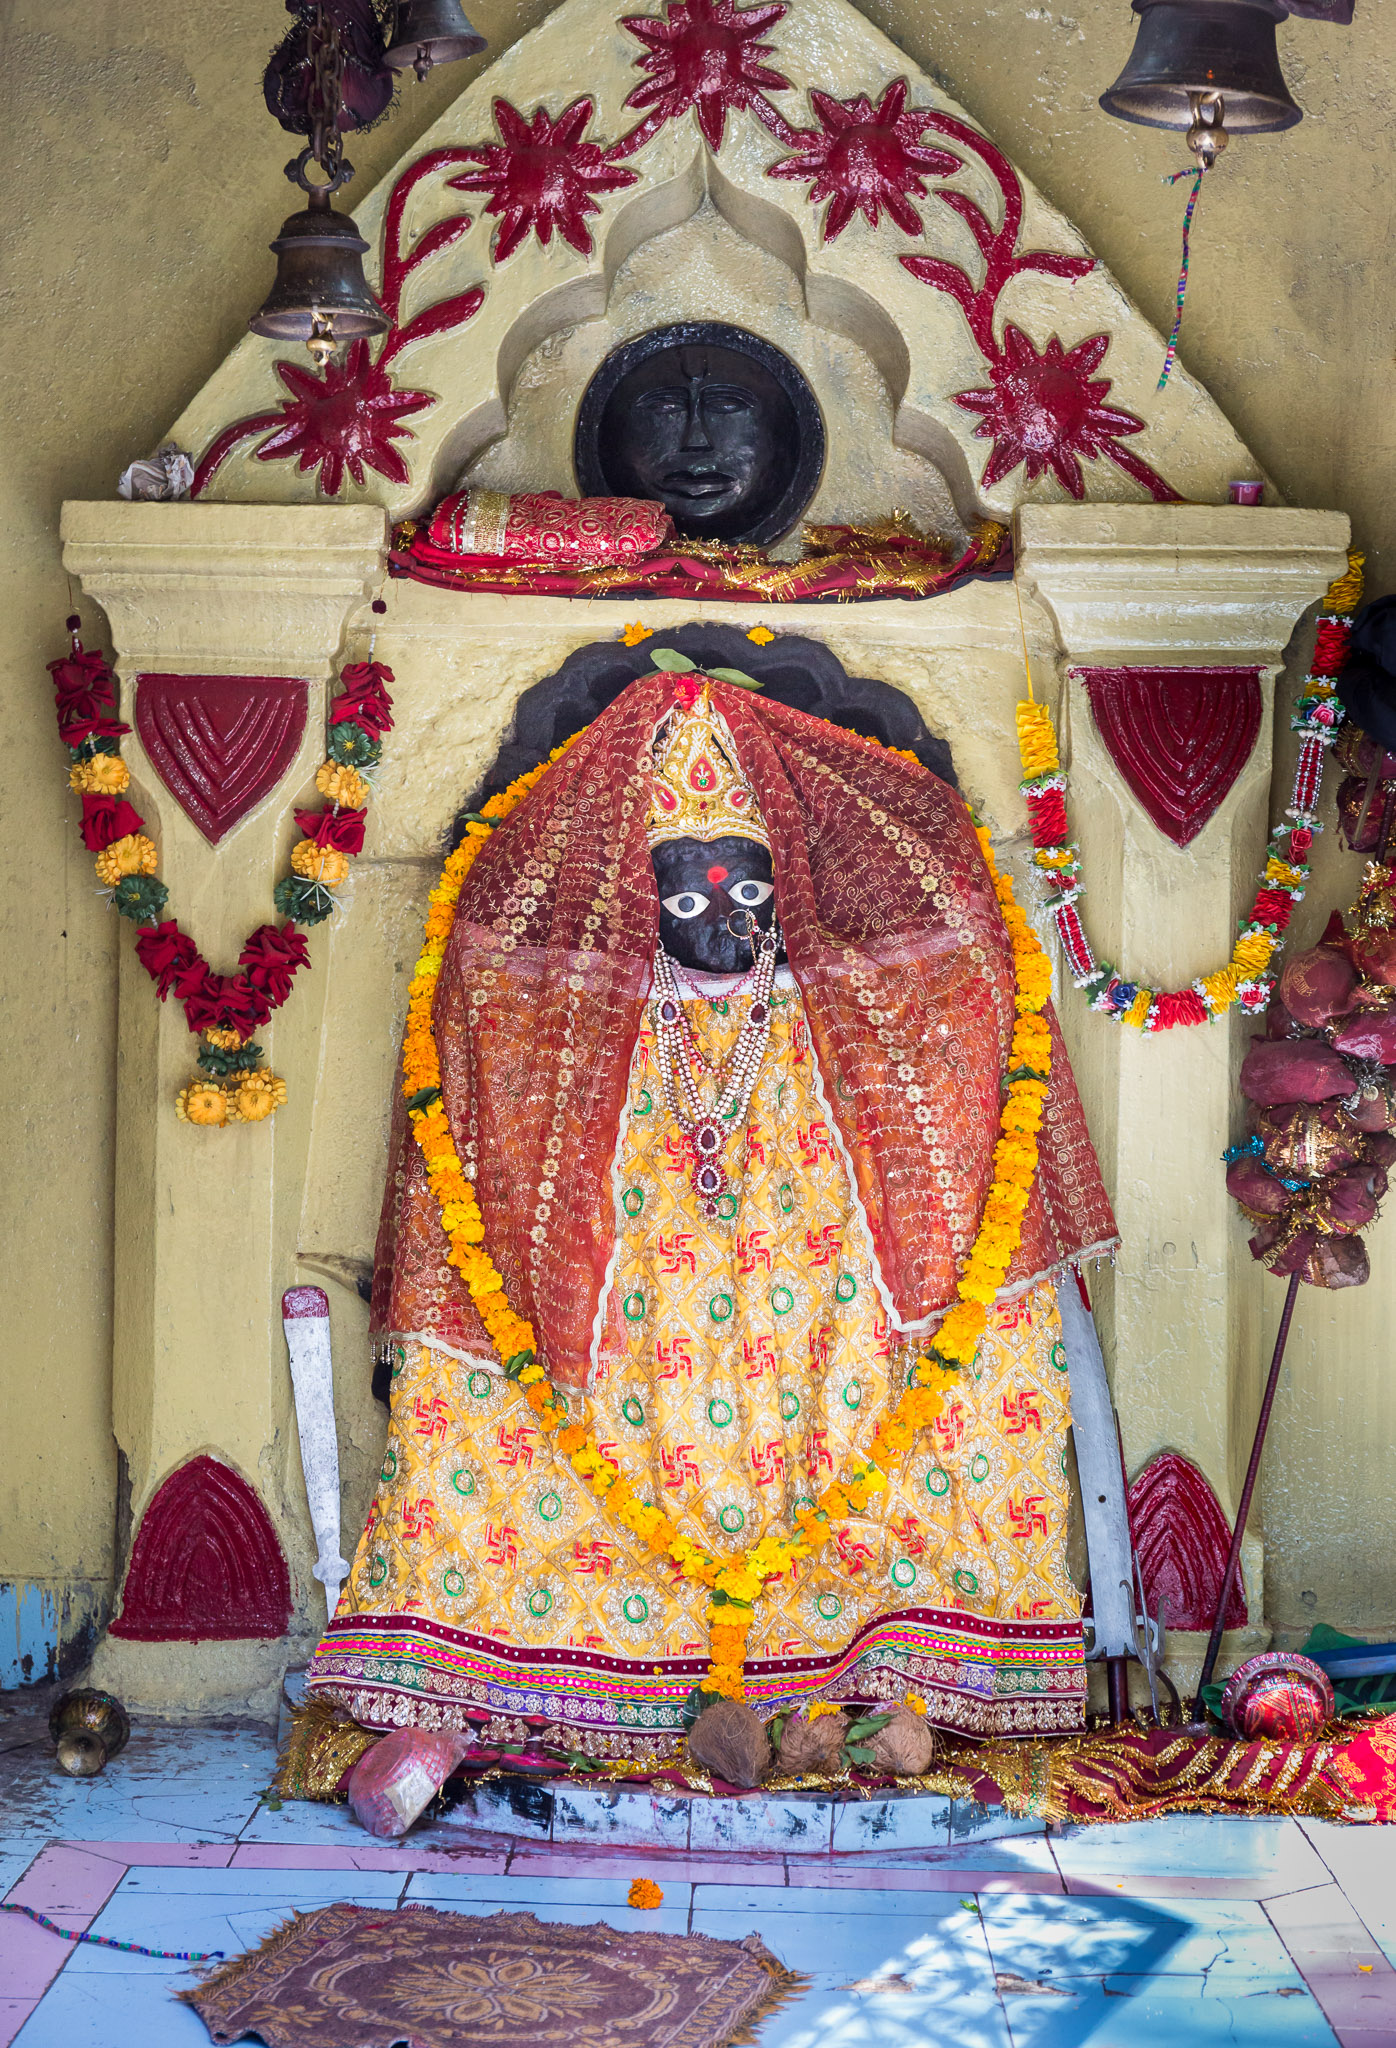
xmin=1016 ymin=552 xmax=1364 ymax=1032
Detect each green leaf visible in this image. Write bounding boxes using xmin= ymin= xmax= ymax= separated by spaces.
xmin=405 ymin=1085 xmax=442 ymax=1112
xmin=844 ymin=1714 xmax=892 ymax=1741
xmin=706 ymin=666 xmax=762 ymax=689
xmin=681 ymin=1684 xmax=724 ymax=1731
xmin=650 ymin=648 xmax=697 ymax=672
xmin=502 ymin=1349 xmax=536 ymax=1380
xmin=846 ymin=1743 xmax=875 ymax=1764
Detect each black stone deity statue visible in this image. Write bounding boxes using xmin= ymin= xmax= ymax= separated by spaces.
xmin=574 ymin=323 xmax=824 ymax=548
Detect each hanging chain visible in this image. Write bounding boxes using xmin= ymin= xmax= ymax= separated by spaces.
xmin=306 ymin=1 xmax=346 ymax=178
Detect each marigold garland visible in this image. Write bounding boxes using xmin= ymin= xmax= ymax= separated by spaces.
xmin=401 ymin=717 xmax=1054 ymax=1704
xmin=1017 ymin=552 xmax=1364 ymax=1031
xmin=49 ymin=611 xmax=394 ymax=1123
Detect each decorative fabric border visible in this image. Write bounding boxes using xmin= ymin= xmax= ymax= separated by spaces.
xmin=307 ymin=1602 xmax=1086 ymax=1748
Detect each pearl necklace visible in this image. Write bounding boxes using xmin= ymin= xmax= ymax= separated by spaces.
xmin=650 ymin=925 xmax=781 ymax=1217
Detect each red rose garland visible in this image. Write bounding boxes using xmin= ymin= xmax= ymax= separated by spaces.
xmin=49 ymin=612 xmax=394 ymax=1126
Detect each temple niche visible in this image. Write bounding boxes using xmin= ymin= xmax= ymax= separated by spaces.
xmin=60 ymin=0 xmax=1352 ymax=1735
xmin=460 ymin=203 xmax=968 ymax=546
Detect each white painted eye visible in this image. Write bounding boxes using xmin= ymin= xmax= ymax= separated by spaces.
xmin=662 ymin=890 xmax=710 ymax=919
xmin=727 ymin=879 xmax=774 ymax=908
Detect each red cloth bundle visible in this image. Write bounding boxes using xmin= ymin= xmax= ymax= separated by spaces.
xmin=1239 ymin=1037 xmax=1353 ymax=1106
xmin=427 ymin=489 xmax=673 ymax=568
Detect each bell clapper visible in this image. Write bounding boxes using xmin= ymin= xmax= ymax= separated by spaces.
xmin=1186 ymin=89 xmax=1229 ymax=172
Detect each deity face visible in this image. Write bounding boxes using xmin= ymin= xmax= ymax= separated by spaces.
xmin=597 ymin=344 xmax=797 ymax=544
xmin=652 ymin=835 xmax=778 ymax=975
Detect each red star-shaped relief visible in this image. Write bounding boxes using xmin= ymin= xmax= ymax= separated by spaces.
xmin=622 ymin=0 xmax=791 ymax=152
xmin=252 ymin=341 xmax=433 ymax=494
xmin=955 ymin=327 xmax=1158 ymax=499
xmin=449 ymin=98 xmax=639 ymax=263
xmin=768 ymin=80 xmax=960 ymax=240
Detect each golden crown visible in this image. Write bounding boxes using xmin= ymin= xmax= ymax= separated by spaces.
xmin=647 ymin=686 xmax=770 ymax=851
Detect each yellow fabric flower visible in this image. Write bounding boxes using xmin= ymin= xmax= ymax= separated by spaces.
xmin=291 ymin=840 xmax=351 ymax=885
xmin=227 ymin=1070 xmax=287 ymax=1122
xmin=69 ymin=755 xmax=130 ymax=795
xmin=94 ymin=834 xmax=158 ymax=884
xmin=176 ymin=1082 xmax=227 ymax=1127
xmin=315 ymin=761 xmax=371 ymax=808
xmin=620 ymin=622 xmax=652 ymax=647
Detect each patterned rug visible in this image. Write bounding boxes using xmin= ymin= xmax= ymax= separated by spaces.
xmin=181 ymin=1904 xmax=802 ymax=2048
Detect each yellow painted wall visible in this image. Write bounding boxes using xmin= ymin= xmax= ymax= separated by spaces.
xmin=3 ymin=0 xmax=1393 ymax=1667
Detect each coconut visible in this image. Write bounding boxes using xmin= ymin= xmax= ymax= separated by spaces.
xmin=866 ymin=1704 xmax=939 ymax=1777
xmin=1278 ymin=946 xmax=1358 ymax=1028
xmin=1239 ymin=1038 xmax=1353 ymax=1107
xmin=687 ymin=1700 xmax=770 ymax=1788
xmin=776 ymin=1707 xmax=848 ymax=1776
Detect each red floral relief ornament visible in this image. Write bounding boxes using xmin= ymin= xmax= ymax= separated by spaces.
xmin=956 ymin=327 xmax=1165 ymax=501
xmin=767 ymin=80 xmax=960 ymax=240
xmin=448 ymin=98 xmax=640 ymax=262
xmin=621 ymin=0 xmax=793 ymax=151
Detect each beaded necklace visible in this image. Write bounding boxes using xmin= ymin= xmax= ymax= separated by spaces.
xmin=650 ymin=922 xmax=781 ymax=1217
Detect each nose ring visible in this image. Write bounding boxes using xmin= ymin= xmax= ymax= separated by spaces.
xmin=726 ymin=910 xmax=758 ymax=940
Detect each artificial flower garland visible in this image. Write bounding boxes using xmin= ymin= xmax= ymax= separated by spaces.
xmin=1016 ymin=552 xmax=1365 ymax=1032
xmin=50 ymin=612 xmax=394 ymax=1125
xmin=401 ymin=721 xmax=1053 ymax=1703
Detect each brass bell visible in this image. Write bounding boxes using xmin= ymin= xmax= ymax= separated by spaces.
xmin=1100 ymin=0 xmax=1302 ymax=165
xmin=383 ymin=0 xmax=486 ymax=81
xmin=49 ymin=1688 xmax=130 ymax=1778
xmin=250 ymin=183 xmax=388 ymax=368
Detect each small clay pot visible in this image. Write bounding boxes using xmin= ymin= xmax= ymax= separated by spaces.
xmin=49 ymin=1689 xmax=130 ymax=1778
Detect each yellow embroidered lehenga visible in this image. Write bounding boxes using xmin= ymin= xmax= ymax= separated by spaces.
xmin=308 ymin=676 xmax=1116 ymax=1758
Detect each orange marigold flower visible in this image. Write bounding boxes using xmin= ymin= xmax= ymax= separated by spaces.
xmin=627 ymin=1878 xmax=664 ymax=1908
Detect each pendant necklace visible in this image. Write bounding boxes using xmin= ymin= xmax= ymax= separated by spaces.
xmin=651 ymin=921 xmax=781 ymax=1217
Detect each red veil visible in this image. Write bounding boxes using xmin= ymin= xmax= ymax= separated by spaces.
xmin=372 ymin=675 xmax=1116 ymax=1388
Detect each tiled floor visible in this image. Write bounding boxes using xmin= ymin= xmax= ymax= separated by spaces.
xmin=2 ymin=1713 xmax=1394 ymax=2048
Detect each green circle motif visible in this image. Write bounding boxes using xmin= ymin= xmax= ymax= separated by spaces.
xmin=368 ymin=1556 xmax=388 ymax=1588
xmin=779 ymin=1184 xmax=794 ymax=1214
xmin=925 ymin=1466 xmax=951 ymax=1498
xmin=954 ymin=1568 xmax=980 ymax=1596
xmin=467 ymin=1370 xmax=493 ymax=1400
xmin=969 ymin=1453 xmax=991 ymax=1483
xmin=451 ymin=1468 xmax=476 ymax=1497
xmin=842 ymin=1379 xmax=862 ymax=1411
xmin=707 ymin=1397 xmax=734 ymax=1428
xmin=779 ymin=1390 xmax=801 ymax=1422
xmin=635 ymin=1088 xmax=653 ymax=1116
xmin=891 ymin=1558 xmax=917 ymax=1589
xmin=770 ymin=1285 xmax=795 ymax=1316
xmin=528 ymin=1587 xmax=553 ymax=1618
xmin=443 ymin=1568 xmax=466 ymax=1597
xmin=792 ymin=1495 xmax=815 ymax=1516
xmin=380 ymin=1449 xmax=397 ymax=1482
xmin=622 ymin=1396 xmax=645 ymax=1427
xmin=622 ymin=1187 xmax=645 ymax=1217
xmin=622 ymin=1593 xmax=649 ymax=1625
xmin=719 ymin=1504 xmax=746 ymax=1533
xmin=1049 ymin=1340 xmax=1069 ymax=1373
xmin=715 ymin=1192 xmax=738 ymax=1221
xmin=623 ymin=1290 xmax=647 ymax=1323
xmin=536 ymin=1490 xmax=562 ymax=1522
xmin=835 ymin=1272 xmax=857 ymax=1304
xmin=709 ymin=1293 xmax=734 ymax=1324
xmin=815 ymin=1593 xmax=843 ymax=1621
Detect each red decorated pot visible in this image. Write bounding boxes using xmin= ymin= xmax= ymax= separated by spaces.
xmin=1220 ymin=1652 xmax=1335 ymax=1741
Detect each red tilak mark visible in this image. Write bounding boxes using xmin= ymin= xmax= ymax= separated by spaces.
xmin=707 ymin=865 xmax=729 ymax=883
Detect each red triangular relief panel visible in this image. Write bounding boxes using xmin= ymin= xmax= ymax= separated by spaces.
xmin=1076 ymin=667 xmax=1263 ymax=848
xmin=110 ymin=1455 xmax=291 ymax=1641
xmin=135 ymin=674 xmax=308 ymax=845
xmin=1128 ymin=1451 xmax=1246 ymax=1632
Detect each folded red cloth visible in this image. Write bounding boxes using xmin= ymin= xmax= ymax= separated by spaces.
xmin=427 ymin=489 xmax=673 ymax=566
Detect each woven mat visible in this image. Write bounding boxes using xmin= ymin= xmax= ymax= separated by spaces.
xmin=181 ymin=1904 xmax=802 ymax=2048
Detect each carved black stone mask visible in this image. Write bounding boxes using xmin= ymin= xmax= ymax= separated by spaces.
xmin=652 ymin=835 xmax=780 ymax=975
xmin=576 ymin=323 xmax=825 ymax=549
